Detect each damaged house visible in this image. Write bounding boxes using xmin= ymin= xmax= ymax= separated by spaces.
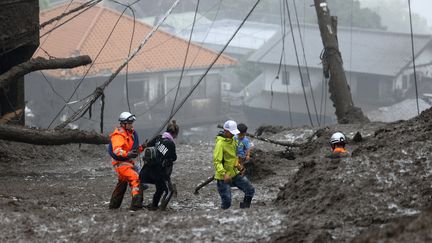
xmin=244 ymin=24 xmax=432 ymax=126
xmin=25 ymin=2 xmax=236 ymax=134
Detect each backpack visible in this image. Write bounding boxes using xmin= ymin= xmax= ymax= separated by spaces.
xmin=143 ymin=146 xmax=158 ymax=163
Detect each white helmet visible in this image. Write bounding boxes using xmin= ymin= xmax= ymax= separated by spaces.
xmin=119 ymin=111 xmax=136 ymax=123
xmin=330 ymin=132 xmax=346 ymax=145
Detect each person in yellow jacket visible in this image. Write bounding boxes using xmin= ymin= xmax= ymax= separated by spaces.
xmin=213 ymin=120 xmax=255 ymax=209
xmin=108 ymin=111 xmax=144 ymax=211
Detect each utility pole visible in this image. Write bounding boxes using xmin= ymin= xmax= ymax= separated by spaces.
xmin=313 ymin=0 xmax=369 ymax=124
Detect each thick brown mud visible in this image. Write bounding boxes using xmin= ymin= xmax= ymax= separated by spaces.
xmin=2 ymin=108 xmax=432 ymax=242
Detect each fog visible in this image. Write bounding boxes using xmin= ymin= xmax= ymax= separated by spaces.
xmin=29 ymin=0 xmax=432 ymax=141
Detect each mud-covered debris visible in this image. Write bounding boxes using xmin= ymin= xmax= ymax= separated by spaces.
xmin=352 ymin=206 xmax=432 ymax=243
xmin=255 ymin=125 xmax=287 ymax=136
xmin=273 ymin=107 xmax=432 ymax=241
xmin=352 ymin=131 xmax=363 ymax=143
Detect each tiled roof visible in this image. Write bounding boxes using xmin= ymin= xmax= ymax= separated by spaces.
xmin=36 ymin=2 xmax=236 ymax=78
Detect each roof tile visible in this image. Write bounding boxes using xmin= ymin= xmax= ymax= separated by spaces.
xmin=36 ymin=2 xmax=236 ymax=78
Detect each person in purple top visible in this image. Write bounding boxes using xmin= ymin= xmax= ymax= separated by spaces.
xmin=140 ymin=120 xmax=179 ymax=211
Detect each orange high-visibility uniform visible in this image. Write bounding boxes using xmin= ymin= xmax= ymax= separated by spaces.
xmin=332 ymin=147 xmax=347 ymax=154
xmin=110 ymin=126 xmax=143 ymax=196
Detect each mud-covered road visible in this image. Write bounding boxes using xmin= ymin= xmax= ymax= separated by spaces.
xmin=2 ymin=108 xmax=432 ymax=242
xmin=0 ymin=135 xmax=293 ymax=242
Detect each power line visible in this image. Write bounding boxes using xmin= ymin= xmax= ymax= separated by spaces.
xmin=152 ymin=0 xmax=262 ymax=138
xmin=134 ymin=0 xmax=224 ymax=118
xmin=38 ymin=0 xmax=76 ymax=55
xmin=348 ymin=0 xmax=353 ymax=87
xmin=55 ymin=0 xmax=181 ymax=129
xmin=408 ymin=0 xmax=420 ymax=115
xmin=40 ymin=0 xmax=101 ymax=39
xmin=170 ymin=0 xmax=200 ymax=117
xmin=48 ymin=1 xmax=140 ymax=128
xmin=111 ymin=0 xmax=138 ymax=112
xmin=40 ymin=0 xmax=102 ymax=30
xmin=93 ymin=0 xmax=224 ymax=67
xmin=291 ymin=0 xmax=320 ymax=126
xmin=277 ymin=0 xmax=293 ymax=126
xmin=285 ymin=0 xmax=314 ymax=127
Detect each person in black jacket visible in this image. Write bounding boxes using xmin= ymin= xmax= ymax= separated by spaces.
xmin=140 ymin=120 xmax=179 ymax=211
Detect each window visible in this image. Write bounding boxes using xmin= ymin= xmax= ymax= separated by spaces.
xmin=128 ymin=79 xmax=147 ymax=101
xmin=166 ymin=75 xmax=207 ymax=100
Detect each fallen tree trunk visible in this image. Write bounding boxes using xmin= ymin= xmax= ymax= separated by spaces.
xmin=0 ymin=124 xmax=109 ymax=145
xmin=0 ymin=56 xmax=92 ymax=90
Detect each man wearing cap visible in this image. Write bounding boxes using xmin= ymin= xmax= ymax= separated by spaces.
xmin=213 ymin=120 xmax=255 ymax=209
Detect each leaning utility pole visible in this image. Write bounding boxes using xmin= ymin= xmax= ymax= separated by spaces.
xmin=313 ymin=0 xmax=369 ymax=124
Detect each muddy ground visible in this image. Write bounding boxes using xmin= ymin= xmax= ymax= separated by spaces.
xmin=2 ymin=109 xmax=432 ymax=242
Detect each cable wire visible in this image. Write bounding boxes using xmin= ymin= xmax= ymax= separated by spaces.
xmin=152 ymin=0 xmax=262 ymax=138
xmin=292 ymin=0 xmax=320 ymax=126
xmin=55 ymin=0 xmax=181 ymax=129
xmin=134 ymin=0 xmax=224 ymax=118
xmin=408 ymin=0 xmax=420 ymax=114
xmin=277 ymin=0 xmax=293 ymax=126
xmin=285 ymin=0 xmax=314 ymax=127
xmin=170 ymin=0 xmax=200 ymax=117
xmin=48 ymin=1 xmax=139 ymax=128
xmin=110 ymin=0 xmax=138 ymax=112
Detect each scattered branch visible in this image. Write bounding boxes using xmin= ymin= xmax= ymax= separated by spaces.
xmin=0 ymin=56 xmax=92 ymax=90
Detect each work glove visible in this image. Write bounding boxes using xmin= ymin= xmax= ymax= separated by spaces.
xmin=127 ymin=150 xmax=138 ymax=159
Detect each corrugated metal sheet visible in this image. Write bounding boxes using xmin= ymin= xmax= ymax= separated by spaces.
xmin=248 ymin=24 xmax=432 ymax=76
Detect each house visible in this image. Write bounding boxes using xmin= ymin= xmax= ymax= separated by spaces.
xmin=177 ymin=19 xmax=279 ymax=99
xmin=141 ymin=12 xmax=213 ymax=35
xmin=25 ymin=2 xmax=236 ymax=135
xmin=245 ymin=24 xmax=432 ymax=126
xmin=177 ymin=19 xmax=279 ymax=59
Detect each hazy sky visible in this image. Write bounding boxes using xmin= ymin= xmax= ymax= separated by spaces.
xmin=407 ymin=0 xmax=432 ymax=26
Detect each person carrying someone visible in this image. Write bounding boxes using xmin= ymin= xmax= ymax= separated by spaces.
xmin=234 ymin=123 xmax=253 ymax=174
xmin=140 ymin=120 xmax=179 ymax=211
xmin=213 ymin=120 xmax=255 ymax=209
xmin=108 ymin=112 xmax=144 ymax=211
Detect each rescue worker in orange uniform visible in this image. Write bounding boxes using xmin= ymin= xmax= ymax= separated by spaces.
xmin=108 ymin=112 xmax=144 ymax=210
xmin=327 ymin=131 xmax=349 ymax=158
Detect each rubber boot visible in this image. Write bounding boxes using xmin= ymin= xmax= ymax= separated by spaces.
xmin=159 ymin=181 xmax=174 ymax=211
xmin=109 ymin=180 xmax=127 ymax=209
xmin=147 ymin=202 xmax=158 ymax=211
xmin=130 ymin=194 xmax=143 ymax=211
xmin=240 ymin=196 xmax=253 ymax=209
